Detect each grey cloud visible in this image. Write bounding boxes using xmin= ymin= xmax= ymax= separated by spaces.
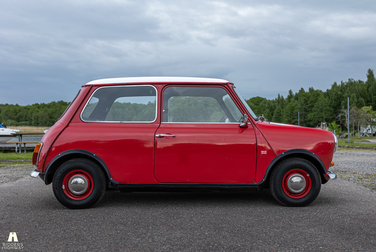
xmin=1 ymin=0 xmax=376 ymax=104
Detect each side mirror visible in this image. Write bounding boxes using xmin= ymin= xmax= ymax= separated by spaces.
xmin=239 ymin=114 xmax=248 ymax=128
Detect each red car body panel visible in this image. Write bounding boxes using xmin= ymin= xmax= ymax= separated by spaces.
xmin=253 ymin=128 xmax=277 ymax=184
xmin=50 ymin=122 xmax=159 ymax=183
xmin=34 ymin=78 xmax=336 ymax=189
xmin=155 ymin=123 xmax=256 ymax=183
xmin=255 ymin=121 xmax=335 ymax=170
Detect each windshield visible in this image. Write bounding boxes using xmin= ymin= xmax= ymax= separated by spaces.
xmin=232 ymin=86 xmax=257 ymax=120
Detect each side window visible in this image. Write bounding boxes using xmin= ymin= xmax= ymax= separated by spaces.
xmin=81 ymin=85 xmax=157 ymax=122
xmin=81 ymin=97 xmax=99 ymax=119
xmin=163 ymin=86 xmax=243 ymax=123
xmin=223 ymin=94 xmax=243 ymax=122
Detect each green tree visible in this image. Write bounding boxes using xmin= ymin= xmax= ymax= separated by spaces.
xmin=295 ymin=88 xmax=309 ymax=126
xmin=246 ymin=96 xmax=266 ymax=116
xmin=328 ymin=121 xmax=340 ymax=133
xmin=366 ymin=69 xmax=376 ymax=108
xmin=263 ymin=108 xmax=272 ymax=122
xmin=282 ymin=101 xmax=297 ymax=124
xmin=307 ymin=94 xmax=333 ymax=126
xmin=272 ymin=105 xmax=283 ymax=122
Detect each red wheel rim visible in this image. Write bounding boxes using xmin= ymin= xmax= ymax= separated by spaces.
xmin=282 ymin=169 xmax=312 ymax=199
xmin=62 ymin=170 xmax=94 ymax=200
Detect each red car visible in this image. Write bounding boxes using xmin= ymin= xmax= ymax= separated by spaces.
xmin=30 ymin=77 xmax=337 ymax=208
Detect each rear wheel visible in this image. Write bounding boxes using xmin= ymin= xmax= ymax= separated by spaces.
xmin=270 ymin=158 xmax=321 ymax=207
xmin=52 ymin=158 xmax=106 ymax=209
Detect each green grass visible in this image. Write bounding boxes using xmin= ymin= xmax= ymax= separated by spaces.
xmin=0 ymin=152 xmax=33 ymax=160
xmin=0 ymin=162 xmax=32 ymax=167
xmin=338 ymin=136 xmax=376 ymax=149
xmin=0 ymin=152 xmax=33 ymax=167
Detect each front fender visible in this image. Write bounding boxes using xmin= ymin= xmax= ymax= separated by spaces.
xmin=256 ymin=149 xmax=327 ymax=185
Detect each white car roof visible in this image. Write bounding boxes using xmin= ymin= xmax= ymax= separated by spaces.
xmin=85 ymin=77 xmax=231 ymax=86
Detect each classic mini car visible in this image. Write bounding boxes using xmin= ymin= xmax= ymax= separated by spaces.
xmin=30 ymin=77 xmax=337 ymax=208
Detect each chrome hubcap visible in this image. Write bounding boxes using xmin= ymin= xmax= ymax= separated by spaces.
xmin=68 ymin=175 xmax=88 ymax=195
xmin=287 ymin=174 xmax=306 ymax=193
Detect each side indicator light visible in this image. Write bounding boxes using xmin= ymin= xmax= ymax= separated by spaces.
xmin=330 ymin=161 xmax=335 ymax=167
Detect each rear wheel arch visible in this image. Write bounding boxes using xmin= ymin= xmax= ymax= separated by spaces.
xmin=44 ymin=149 xmax=116 ymax=186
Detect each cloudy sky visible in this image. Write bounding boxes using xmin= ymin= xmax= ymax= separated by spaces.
xmin=1 ymin=0 xmax=376 ymax=105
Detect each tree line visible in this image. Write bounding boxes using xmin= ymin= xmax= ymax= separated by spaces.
xmin=1 ymin=69 xmax=376 ymax=130
xmin=0 ymin=101 xmax=69 ymax=126
xmin=246 ymin=69 xmax=376 ymax=133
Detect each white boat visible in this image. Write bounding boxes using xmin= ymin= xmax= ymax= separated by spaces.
xmin=0 ymin=124 xmax=20 ymax=143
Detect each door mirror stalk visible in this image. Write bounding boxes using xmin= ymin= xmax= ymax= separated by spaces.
xmin=239 ymin=114 xmax=248 ymax=128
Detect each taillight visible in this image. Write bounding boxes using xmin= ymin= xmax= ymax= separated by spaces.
xmin=32 ymin=143 xmax=42 ymax=165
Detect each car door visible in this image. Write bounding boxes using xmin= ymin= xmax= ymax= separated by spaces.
xmin=154 ymin=85 xmax=257 ymax=184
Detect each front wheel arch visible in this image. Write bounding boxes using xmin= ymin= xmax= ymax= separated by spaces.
xmin=261 ymin=150 xmax=329 ymax=187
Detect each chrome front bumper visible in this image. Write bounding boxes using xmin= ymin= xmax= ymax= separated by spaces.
xmin=328 ymin=170 xmax=337 ymax=179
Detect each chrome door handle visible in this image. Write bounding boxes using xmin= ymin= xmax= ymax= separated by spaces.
xmin=156 ymin=134 xmax=176 ymax=138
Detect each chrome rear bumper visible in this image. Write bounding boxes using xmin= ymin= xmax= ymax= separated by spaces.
xmin=30 ymin=170 xmax=40 ymax=178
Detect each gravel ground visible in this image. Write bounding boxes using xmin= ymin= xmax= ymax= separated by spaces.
xmin=331 ymin=149 xmax=376 ymax=190
xmin=1 ymin=150 xmax=376 ymax=190
xmin=0 ymin=164 xmax=33 ymax=184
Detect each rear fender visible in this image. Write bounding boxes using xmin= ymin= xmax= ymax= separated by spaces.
xmin=43 ymin=149 xmax=118 ymax=186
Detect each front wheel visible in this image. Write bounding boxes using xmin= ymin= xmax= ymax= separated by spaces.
xmin=52 ymin=158 xmax=106 ymax=209
xmin=270 ymin=158 xmax=321 ymax=207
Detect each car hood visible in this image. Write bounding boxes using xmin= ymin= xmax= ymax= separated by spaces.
xmin=255 ymin=121 xmax=336 ymax=165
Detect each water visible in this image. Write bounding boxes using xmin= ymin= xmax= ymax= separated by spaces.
xmin=0 ymin=136 xmax=43 ymax=151
xmin=8 ymin=136 xmax=43 ymax=142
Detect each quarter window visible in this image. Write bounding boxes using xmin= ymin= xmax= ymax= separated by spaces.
xmin=81 ymin=85 xmax=157 ymax=122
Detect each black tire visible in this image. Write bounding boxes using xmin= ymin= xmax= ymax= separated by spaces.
xmin=269 ymin=158 xmax=321 ymax=207
xmin=52 ymin=158 xmax=106 ymax=209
